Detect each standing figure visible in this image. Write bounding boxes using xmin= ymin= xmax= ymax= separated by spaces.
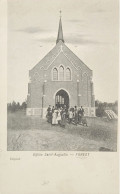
xmin=68 ymin=109 xmax=73 ymax=124
xmin=46 ymin=105 xmax=51 ymax=122
xmin=60 ymin=111 xmax=66 ymax=128
xmin=79 ymin=106 xmax=84 ymax=124
xmin=56 ymin=108 xmax=61 ymax=125
xmin=80 ymin=106 xmax=84 ymax=116
xmin=78 ymin=108 xmax=81 ymax=124
xmin=47 ymin=105 xmax=51 ymax=112
xmin=52 ymin=110 xmax=58 ymax=125
xmin=49 ymin=110 xmax=52 ymax=124
xmin=65 ymin=107 xmax=69 ymax=120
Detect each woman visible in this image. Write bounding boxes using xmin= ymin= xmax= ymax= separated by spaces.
xmin=56 ymin=109 xmax=61 ymax=125
xmin=52 ymin=110 xmax=58 ymax=125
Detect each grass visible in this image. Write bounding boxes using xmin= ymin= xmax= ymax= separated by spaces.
xmin=7 ymin=111 xmax=117 ymax=151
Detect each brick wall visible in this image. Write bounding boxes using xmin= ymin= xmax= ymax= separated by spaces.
xmin=27 ymin=50 xmax=94 ymax=111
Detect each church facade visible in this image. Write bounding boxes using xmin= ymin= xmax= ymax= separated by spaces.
xmin=26 ymin=17 xmax=95 ymax=117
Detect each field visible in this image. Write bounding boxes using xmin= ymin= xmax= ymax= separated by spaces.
xmin=7 ymin=111 xmax=117 ymax=151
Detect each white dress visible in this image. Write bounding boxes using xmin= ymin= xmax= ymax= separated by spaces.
xmin=52 ymin=111 xmax=58 ymax=124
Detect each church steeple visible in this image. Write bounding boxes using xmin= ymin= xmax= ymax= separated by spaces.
xmin=56 ymin=11 xmax=64 ymax=44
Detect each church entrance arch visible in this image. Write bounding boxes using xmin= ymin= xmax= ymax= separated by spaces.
xmin=55 ymin=89 xmax=69 ymax=109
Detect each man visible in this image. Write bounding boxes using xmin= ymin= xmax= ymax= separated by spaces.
xmin=47 ymin=105 xmax=51 ymax=112
xmin=78 ymin=106 xmax=84 ymax=124
xmin=79 ymin=106 xmax=88 ymax=126
xmin=80 ymin=106 xmax=84 ymax=116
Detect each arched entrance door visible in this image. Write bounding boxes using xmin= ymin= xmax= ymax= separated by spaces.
xmin=55 ymin=89 xmax=69 ymax=109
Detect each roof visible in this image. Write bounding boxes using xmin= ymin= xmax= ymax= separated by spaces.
xmin=30 ymin=40 xmax=92 ymax=75
xmin=56 ymin=17 xmax=64 ymax=44
xmin=30 ymin=16 xmax=92 ymax=75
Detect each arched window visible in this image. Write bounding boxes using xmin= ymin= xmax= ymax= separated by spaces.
xmin=66 ymin=68 xmax=71 ymax=80
xmin=53 ymin=68 xmax=58 ymax=80
xmin=59 ymin=66 xmax=64 ymax=81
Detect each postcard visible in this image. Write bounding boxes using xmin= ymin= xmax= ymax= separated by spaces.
xmin=0 ymin=0 xmax=119 ymax=193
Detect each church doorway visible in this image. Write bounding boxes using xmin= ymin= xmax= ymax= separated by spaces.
xmin=55 ymin=89 xmax=69 ymax=109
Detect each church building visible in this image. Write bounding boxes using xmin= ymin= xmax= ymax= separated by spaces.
xmin=26 ymin=16 xmax=95 ymax=117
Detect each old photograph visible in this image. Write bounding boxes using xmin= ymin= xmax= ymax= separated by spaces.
xmin=7 ymin=0 xmax=118 ymax=151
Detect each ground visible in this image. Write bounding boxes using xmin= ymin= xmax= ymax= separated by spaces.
xmin=7 ymin=111 xmax=117 ymax=151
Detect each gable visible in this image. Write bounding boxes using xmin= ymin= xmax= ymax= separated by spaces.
xmin=30 ymin=41 xmax=92 ymax=77
xmin=46 ymin=51 xmax=78 ymax=71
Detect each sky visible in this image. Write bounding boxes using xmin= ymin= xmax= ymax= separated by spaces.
xmin=7 ymin=0 xmax=119 ymax=103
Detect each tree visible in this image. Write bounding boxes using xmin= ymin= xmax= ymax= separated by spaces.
xmin=95 ymin=100 xmax=100 ymax=107
xmin=11 ymin=101 xmax=17 ymax=112
xmin=16 ymin=102 xmax=20 ymax=111
xmin=7 ymin=100 xmax=27 ymax=112
xmin=21 ymin=101 xmax=27 ymax=109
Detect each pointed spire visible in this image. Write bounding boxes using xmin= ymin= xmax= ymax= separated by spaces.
xmin=56 ymin=11 xmax=64 ymax=44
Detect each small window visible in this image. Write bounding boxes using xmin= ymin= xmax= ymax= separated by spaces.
xmin=59 ymin=66 xmax=64 ymax=81
xmin=66 ymin=68 xmax=71 ymax=80
xmin=53 ymin=68 xmax=58 ymax=80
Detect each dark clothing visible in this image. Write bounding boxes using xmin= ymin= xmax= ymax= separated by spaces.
xmin=60 ymin=112 xmax=66 ymax=127
xmin=74 ymin=109 xmax=78 ymax=125
xmin=48 ymin=111 xmax=52 ymax=123
xmin=78 ymin=110 xmax=81 ymax=123
xmin=52 ymin=107 xmax=55 ymax=113
xmin=79 ymin=108 xmax=84 ymax=116
xmin=46 ymin=107 xmax=52 ymax=123
xmin=78 ymin=108 xmax=84 ymax=124
xmin=47 ymin=107 xmax=51 ymax=112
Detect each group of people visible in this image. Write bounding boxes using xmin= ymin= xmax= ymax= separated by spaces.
xmin=46 ymin=105 xmax=87 ymax=128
